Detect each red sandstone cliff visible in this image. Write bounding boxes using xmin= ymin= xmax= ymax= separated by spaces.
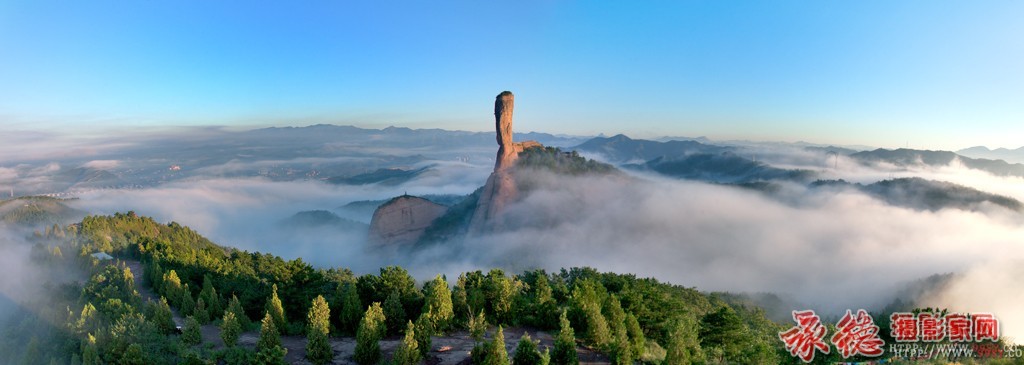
xmin=368 ymin=195 xmax=448 ymax=245
xmin=467 ymin=91 xmax=541 ymax=234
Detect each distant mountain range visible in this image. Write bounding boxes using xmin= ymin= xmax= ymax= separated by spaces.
xmin=3 ymin=124 xmax=592 ymax=196
xmin=850 ymin=148 xmax=1024 ymax=177
xmin=8 ymin=124 xmax=1023 ymax=203
xmin=957 ymin=146 xmax=1024 ymax=164
xmin=326 ymin=166 xmax=433 ymax=186
xmin=573 ymin=134 xmax=729 ymax=163
xmin=569 ymin=135 xmax=1024 ymax=185
xmin=804 ymin=145 xmax=860 ymax=156
xmin=572 ymin=135 xmax=1024 ymax=213
xmin=632 ymin=154 xmax=817 ymax=184
xmin=245 ymin=124 xmax=589 ymax=151
xmin=812 ymin=178 xmax=1022 ymax=212
xmin=574 ymin=134 xmax=815 ymax=183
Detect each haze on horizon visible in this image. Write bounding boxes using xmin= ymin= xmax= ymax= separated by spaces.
xmin=1 ymin=1 xmax=1022 ymax=151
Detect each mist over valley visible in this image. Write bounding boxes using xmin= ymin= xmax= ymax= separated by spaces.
xmin=4 ymin=119 xmax=1022 ymax=334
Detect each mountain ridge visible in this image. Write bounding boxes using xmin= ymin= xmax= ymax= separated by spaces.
xmin=851 ymin=148 xmax=1024 ymax=177
xmin=957 ymin=145 xmax=1024 ymax=164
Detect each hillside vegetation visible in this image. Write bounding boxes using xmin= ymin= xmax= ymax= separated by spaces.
xmin=2 ymin=212 xmax=792 ymax=364
xmin=516 ymin=146 xmax=618 ymax=176
xmin=0 ymin=196 xmax=84 ymax=226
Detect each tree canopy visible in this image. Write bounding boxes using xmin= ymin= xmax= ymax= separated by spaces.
xmin=0 ymin=212 xmax=792 ymax=365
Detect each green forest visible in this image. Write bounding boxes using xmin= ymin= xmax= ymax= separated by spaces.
xmin=1 ymin=212 xmax=1016 ymax=365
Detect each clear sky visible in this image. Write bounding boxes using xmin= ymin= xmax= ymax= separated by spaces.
xmin=1 ymin=1 xmax=1021 ymax=150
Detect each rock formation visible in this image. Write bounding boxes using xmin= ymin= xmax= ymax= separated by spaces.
xmin=492 ymin=91 xmax=542 ymax=170
xmin=468 ymin=91 xmax=541 ymax=234
xmin=368 ymin=195 xmax=448 ymax=245
xmin=367 ymin=91 xmax=541 ymax=243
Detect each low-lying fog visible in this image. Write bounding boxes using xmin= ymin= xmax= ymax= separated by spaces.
xmin=2 ymin=128 xmax=1022 ymax=341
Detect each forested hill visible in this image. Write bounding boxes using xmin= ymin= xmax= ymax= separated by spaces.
xmin=0 ymin=196 xmax=85 ymax=227
xmin=3 ymin=212 xmax=799 ymax=364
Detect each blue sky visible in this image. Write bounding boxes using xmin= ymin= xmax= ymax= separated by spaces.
xmin=0 ymin=1 xmax=1021 ymax=150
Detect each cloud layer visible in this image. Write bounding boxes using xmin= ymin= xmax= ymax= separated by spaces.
xmin=6 ymin=129 xmax=1021 ymax=341
xmin=59 ymin=162 xmax=1024 ymax=341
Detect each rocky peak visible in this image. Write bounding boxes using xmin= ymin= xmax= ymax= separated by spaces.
xmin=493 ymin=91 xmax=541 ymax=171
xmin=367 ymin=91 xmax=543 ymax=243
xmin=496 ymin=91 xmax=514 ymax=149
xmin=468 ymin=91 xmax=542 ymax=234
xmin=368 ymin=195 xmax=448 ymax=245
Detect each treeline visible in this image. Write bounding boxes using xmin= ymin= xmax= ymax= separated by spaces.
xmin=2 ymin=212 xmax=792 ymax=364
xmin=516 ymin=147 xmax=618 ymax=176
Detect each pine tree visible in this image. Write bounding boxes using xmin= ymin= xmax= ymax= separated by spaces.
xmin=163 ymin=270 xmax=182 ymax=303
xmin=182 ymin=352 xmax=205 ymax=365
xmin=181 ymin=284 xmax=196 ymax=316
xmin=120 ymin=266 xmax=137 ymax=298
xmin=531 ymin=274 xmax=556 ymax=326
xmin=568 ymin=279 xmax=609 ymax=347
xmin=121 ymin=343 xmax=146 ymax=365
xmin=76 ymin=303 xmax=98 ymax=335
xmin=221 ymin=311 xmax=241 ymax=348
xmin=664 ymin=315 xmax=702 ymax=365
xmin=604 ymin=295 xmax=631 ymax=364
xmin=485 ymin=270 xmax=517 ymax=324
xmin=339 ymin=283 xmax=363 ymax=334
xmin=256 ymin=311 xmax=288 ymax=365
xmin=81 ymin=335 xmax=99 ymax=365
xmin=306 ymin=295 xmax=334 ymax=365
xmin=383 ymin=290 xmax=406 ymax=336
xmin=195 ymin=297 xmax=210 ymax=324
xmin=144 ymin=260 xmax=163 ymax=293
xmin=266 ymin=284 xmax=287 ymax=334
xmin=470 ymin=310 xmax=488 ymax=344
xmin=624 ymin=314 xmax=645 ymax=361
xmin=512 ymin=332 xmax=543 ymax=365
xmin=483 ymin=325 xmax=509 ymax=365
xmin=551 ymin=311 xmax=578 ymax=365
xmin=227 ymin=294 xmax=252 ymax=330
xmin=20 ymin=337 xmax=40 ymax=365
xmin=153 ymin=297 xmax=176 ymax=334
xmin=604 ymin=296 xmax=625 ymax=328
xmin=200 ymin=274 xmax=223 ymax=318
xmin=584 ymin=304 xmax=610 ymax=348
xmin=355 ymin=302 xmax=386 ymax=365
xmin=223 ymin=346 xmax=254 ymax=365
xmin=452 ymin=274 xmax=470 ymax=325
xmin=609 ymin=322 xmax=632 ymax=365
xmin=255 ymin=345 xmax=288 ymax=365
xmin=414 ymin=312 xmax=434 ymax=358
xmin=698 ymin=306 xmax=748 ymax=363
xmin=423 ymin=274 xmax=454 ymax=332
xmin=258 ymin=311 xmax=282 ymax=350
xmin=182 ymin=315 xmax=202 ymax=346
xmin=391 ymin=321 xmax=421 ymax=365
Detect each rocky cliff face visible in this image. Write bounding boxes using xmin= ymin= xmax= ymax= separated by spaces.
xmin=368 ymin=195 xmax=448 ymax=245
xmin=367 ymin=91 xmax=540 ymax=243
xmin=468 ymin=91 xmax=541 ymax=234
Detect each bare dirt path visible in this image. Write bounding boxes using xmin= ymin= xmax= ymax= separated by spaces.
xmin=121 ymin=258 xmax=608 ymax=365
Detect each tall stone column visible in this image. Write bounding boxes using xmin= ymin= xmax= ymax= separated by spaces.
xmin=468 ymin=91 xmax=541 ymax=235
xmin=495 ymin=91 xmax=515 ymax=170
